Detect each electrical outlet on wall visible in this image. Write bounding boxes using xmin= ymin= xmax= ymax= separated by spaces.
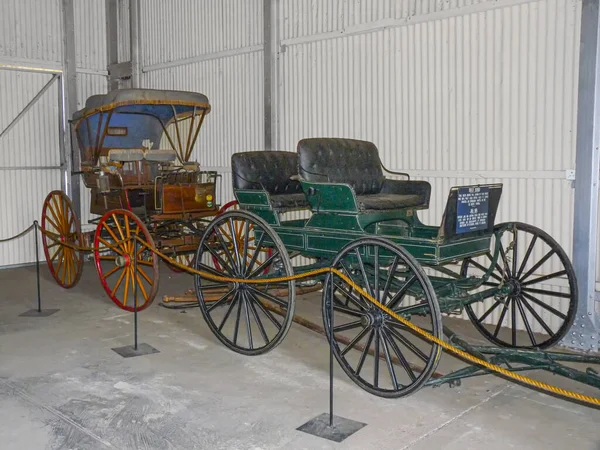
xmin=566 ymin=169 xmax=576 ymax=181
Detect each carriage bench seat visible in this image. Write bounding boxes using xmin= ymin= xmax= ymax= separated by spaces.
xmin=231 ymin=151 xmax=309 ymax=211
xmin=144 ymin=149 xmax=178 ymax=163
xmin=108 ymin=148 xmax=145 ymax=162
xmin=297 ymin=137 xmax=431 ymax=212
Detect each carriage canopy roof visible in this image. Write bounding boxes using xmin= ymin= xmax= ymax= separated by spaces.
xmin=72 ymin=88 xmax=210 ymax=122
xmin=73 ymin=89 xmax=211 ymax=164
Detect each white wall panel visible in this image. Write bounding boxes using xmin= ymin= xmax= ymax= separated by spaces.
xmin=277 ymin=0 xmax=582 ymax=333
xmin=0 ymin=1 xmax=107 ymax=266
xmin=0 ymin=0 xmax=62 ymax=63
xmin=141 ymin=0 xmax=265 ymax=208
xmin=141 ymin=0 xmax=263 ymax=67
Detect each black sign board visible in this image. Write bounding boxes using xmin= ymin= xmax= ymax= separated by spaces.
xmin=456 ymin=186 xmax=489 ymax=234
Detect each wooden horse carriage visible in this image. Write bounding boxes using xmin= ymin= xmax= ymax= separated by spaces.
xmin=192 ymin=138 xmax=581 ymax=398
xmin=40 ymin=89 xmax=222 ymax=311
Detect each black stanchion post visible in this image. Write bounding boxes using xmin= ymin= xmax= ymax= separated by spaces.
xmin=133 ymin=238 xmax=138 ymax=350
xmin=20 ymin=221 xmax=59 ymax=317
xmin=35 ymin=220 xmax=41 ymax=313
xmin=296 ymin=270 xmax=366 ymax=442
xmin=329 ymin=272 xmax=334 ymax=426
xmin=111 ymin=236 xmax=159 ymax=358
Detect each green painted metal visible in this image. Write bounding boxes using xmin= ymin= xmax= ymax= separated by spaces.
xmin=234 ymin=179 xmax=506 ymax=311
xmin=426 ymin=327 xmax=600 ymax=390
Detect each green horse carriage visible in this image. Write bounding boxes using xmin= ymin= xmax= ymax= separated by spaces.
xmin=193 ymin=138 xmax=580 ymax=398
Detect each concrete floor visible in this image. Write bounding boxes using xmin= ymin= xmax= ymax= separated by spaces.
xmin=0 ymin=262 xmax=599 ymax=450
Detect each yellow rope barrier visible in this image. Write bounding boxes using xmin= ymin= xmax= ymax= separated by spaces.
xmin=38 ymin=227 xmax=600 ymax=407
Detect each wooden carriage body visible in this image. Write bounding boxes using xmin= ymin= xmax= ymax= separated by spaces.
xmin=71 ymin=89 xmax=219 ymax=221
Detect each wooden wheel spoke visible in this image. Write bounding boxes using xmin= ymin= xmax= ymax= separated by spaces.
xmin=340 ymin=326 xmax=370 ymax=356
xmin=354 ymin=249 xmax=374 ymax=298
xmin=493 ymin=300 xmax=511 ymax=338
xmin=245 ymin=293 xmax=270 ymax=346
xmin=515 ymin=297 xmax=537 ymax=346
xmin=134 ymin=271 xmax=150 ymax=301
xmin=520 ymin=270 xmax=567 ymax=287
xmin=50 ymin=246 xmax=64 ymax=263
xmin=110 ymin=269 xmax=127 ymax=296
xmin=333 ymin=304 xmax=364 ymax=318
xmin=101 ymin=223 xmax=125 ymax=251
xmin=477 ymin=300 xmax=502 ymax=324
xmin=520 ymin=291 xmax=567 ymax=320
xmin=97 ymin=237 xmax=124 ymax=255
xmin=379 ymin=330 xmax=399 ymax=390
xmin=519 ymin=295 xmax=554 ymax=335
xmin=387 ymin=326 xmax=429 ymax=363
xmin=216 ymin=292 xmax=241 ymax=331
xmin=387 ymin=274 xmax=418 ymax=310
xmin=516 ymin=235 xmax=538 ymax=278
xmin=45 ymin=214 xmax=62 ymax=232
xmin=206 ymin=289 xmax=235 ymax=312
xmin=383 ymin=329 xmax=417 ymax=382
xmin=137 ymin=260 xmax=154 ymax=267
xmin=520 ymin=249 xmax=555 ymax=282
xmin=333 ymin=320 xmax=362 ymax=333
xmin=521 ymin=287 xmax=571 ymax=299
xmin=123 ymin=269 xmax=131 ymax=307
xmin=136 ymin=266 xmax=154 ymax=285
xmin=381 ymin=256 xmax=399 ymax=303
xmin=355 ymin=330 xmax=375 ymax=377
xmin=247 ymin=285 xmax=288 ymax=308
xmin=102 ymin=265 xmax=121 ymax=279
xmin=332 ymin=282 xmax=369 ymax=311
xmin=242 ymin=296 xmax=254 ymax=349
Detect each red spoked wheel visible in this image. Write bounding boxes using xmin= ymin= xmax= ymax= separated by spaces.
xmin=40 ymin=190 xmax=84 ymax=288
xmin=93 ymin=209 xmax=159 ymax=312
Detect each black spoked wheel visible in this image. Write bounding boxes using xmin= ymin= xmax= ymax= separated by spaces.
xmin=194 ymin=210 xmax=295 ymax=355
xmin=323 ymin=237 xmax=442 ymax=398
xmin=461 ymin=222 xmax=577 ymax=349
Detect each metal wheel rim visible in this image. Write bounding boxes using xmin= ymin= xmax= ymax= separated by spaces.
xmin=194 ymin=210 xmax=296 ymax=356
xmin=323 ymin=236 xmax=443 ymax=398
xmin=461 ymin=222 xmax=577 ymax=349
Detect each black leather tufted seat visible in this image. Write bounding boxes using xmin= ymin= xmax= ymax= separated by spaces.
xmin=231 ymin=151 xmax=309 ymax=210
xmin=297 ymin=138 xmax=430 ymax=211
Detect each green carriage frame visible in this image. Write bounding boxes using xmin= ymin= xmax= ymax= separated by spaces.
xmin=193 ymin=137 xmax=600 ymax=399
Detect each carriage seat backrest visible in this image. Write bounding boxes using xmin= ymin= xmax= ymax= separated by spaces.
xmin=108 ymin=148 xmax=145 ymax=162
xmin=231 ymin=151 xmax=303 ymax=195
xmin=297 ymin=138 xmax=385 ymax=195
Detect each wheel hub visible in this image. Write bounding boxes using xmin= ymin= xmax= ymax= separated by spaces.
xmin=115 ymin=254 xmax=131 ymax=267
xmin=361 ymin=311 xmax=385 ymax=328
xmin=507 ymin=278 xmax=522 ymax=297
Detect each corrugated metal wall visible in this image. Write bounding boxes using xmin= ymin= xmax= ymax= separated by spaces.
xmin=140 ymin=0 xmax=264 ymax=206
xmin=0 ymin=0 xmax=107 ymax=266
xmin=277 ymin=0 xmax=582 ymax=332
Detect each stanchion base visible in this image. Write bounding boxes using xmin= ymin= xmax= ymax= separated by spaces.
xmin=19 ymin=309 xmax=59 ymax=317
xmin=111 ymin=343 xmax=160 ymax=358
xmin=297 ymin=413 xmax=366 ymax=442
